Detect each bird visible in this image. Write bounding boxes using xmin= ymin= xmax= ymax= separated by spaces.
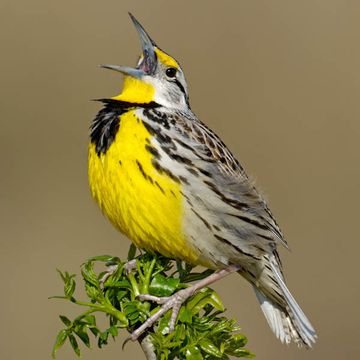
xmin=88 ymin=13 xmax=317 ymax=348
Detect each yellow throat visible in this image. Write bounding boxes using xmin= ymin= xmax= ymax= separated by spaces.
xmin=112 ymin=76 xmax=155 ymax=103
xmin=88 ymin=62 xmax=198 ymax=264
xmin=111 ymin=48 xmax=180 ymax=103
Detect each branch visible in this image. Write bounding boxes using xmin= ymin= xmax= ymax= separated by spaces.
xmin=51 ymin=249 xmax=254 ymax=359
xmin=139 ymin=335 xmax=156 ymax=360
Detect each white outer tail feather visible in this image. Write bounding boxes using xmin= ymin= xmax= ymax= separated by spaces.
xmin=253 ymin=260 xmax=317 ymax=347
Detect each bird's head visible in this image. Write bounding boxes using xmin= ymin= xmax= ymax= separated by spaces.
xmin=101 ymin=13 xmax=189 ymax=110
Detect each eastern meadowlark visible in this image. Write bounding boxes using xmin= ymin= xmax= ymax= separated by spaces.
xmin=88 ymin=13 xmax=316 ymax=347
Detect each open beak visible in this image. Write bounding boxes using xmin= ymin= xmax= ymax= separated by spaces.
xmin=100 ymin=13 xmax=157 ymax=78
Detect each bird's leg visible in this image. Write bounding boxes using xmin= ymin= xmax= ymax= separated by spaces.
xmin=129 ymin=264 xmax=241 ymax=342
xmin=100 ymin=259 xmax=137 ymax=287
xmin=124 ymin=259 xmax=137 ymax=273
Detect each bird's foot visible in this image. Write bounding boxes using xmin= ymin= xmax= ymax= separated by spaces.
xmin=124 ymin=259 xmax=137 ymax=274
xmin=99 ymin=264 xmax=118 ymax=288
xmin=129 ymin=286 xmax=196 ymax=342
xmin=100 ymin=259 xmax=137 ymax=288
xmin=125 ymin=264 xmax=241 ymax=344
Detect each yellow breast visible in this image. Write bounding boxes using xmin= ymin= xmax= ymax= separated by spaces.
xmin=88 ymin=109 xmax=199 ymax=263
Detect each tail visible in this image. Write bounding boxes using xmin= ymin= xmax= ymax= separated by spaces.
xmin=251 ymin=255 xmax=317 ymax=347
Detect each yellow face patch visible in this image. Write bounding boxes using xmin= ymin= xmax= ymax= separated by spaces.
xmin=155 ymin=48 xmax=179 ymax=68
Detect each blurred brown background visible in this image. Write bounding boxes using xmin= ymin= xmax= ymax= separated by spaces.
xmin=1 ymin=0 xmax=359 ymax=359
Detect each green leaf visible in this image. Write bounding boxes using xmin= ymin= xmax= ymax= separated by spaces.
xmin=52 ymin=329 xmax=68 ymax=358
xmin=88 ymin=255 xmax=114 ymax=262
xmin=108 ymin=325 xmax=118 ymax=337
xmin=185 ymin=345 xmax=203 ymax=360
xmin=59 ymin=315 xmax=71 ymax=327
xmin=75 ymin=328 xmax=90 ymax=348
xmin=207 ymin=290 xmax=225 ymax=312
xmin=186 ymin=289 xmax=211 ymax=311
xmin=224 ymin=333 xmax=247 ymax=350
xmin=178 ymin=306 xmax=193 ymax=324
xmin=173 ymin=323 xmax=186 ymax=343
xmin=187 ymin=289 xmax=225 ymax=315
xmin=68 ymin=333 xmax=81 ymax=356
xmin=56 ymin=269 xmax=67 ymax=283
xmin=103 ymin=265 xmax=124 ymax=287
xmin=98 ymin=330 xmax=109 ymax=348
xmin=149 ymin=273 xmax=180 ymax=296
xmin=64 ymin=277 xmax=76 ymax=298
xmin=89 ymin=327 xmax=100 ymax=337
xmin=157 ymin=311 xmax=171 ymax=334
xmin=211 ymin=319 xmax=233 ymax=335
xmin=122 ymin=301 xmax=146 ymax=325
xmin=81 ymin=261 xmax=99 ymax=287
xmin=84 ymin=283 xmax=100 ymax=300
xmin=83 ymin=315 xmax=96 ymax=326
xmin=199 ymin=338 xmax=222 ymax=358
xmin=48 ymin=295 xmax=68 ymax=300
xmin=127 ymin=243 xmax=137 ymax=260
xmin=56 ymin=270 xmax=77 ymax=298
xmin=115 ymin=278 xmax=132 ymax=290
xmin=116 ymin=290 xmax=128 ymax=302
xmin=227 ymin=348 xmax=255 ymax=358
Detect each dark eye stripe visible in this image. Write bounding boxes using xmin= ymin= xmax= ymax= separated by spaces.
xmin=173 ymin=79 xmax=186 ymax=96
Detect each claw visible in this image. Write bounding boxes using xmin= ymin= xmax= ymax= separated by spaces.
xmin=122 ymin=336 xmax=132 ymax=350
xmin=99 ymin=264 xmax=118 ymax=288
xmin=124 ymin=259 xmax=137 ymax=274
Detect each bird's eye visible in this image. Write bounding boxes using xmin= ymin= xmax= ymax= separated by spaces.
xmin=165 ymin=67 xmax=177 ymax=78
